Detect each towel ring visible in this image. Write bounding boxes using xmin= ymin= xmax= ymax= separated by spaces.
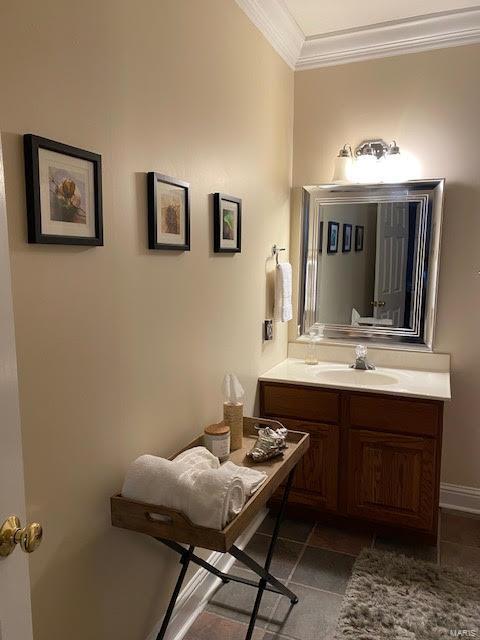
xmin=272 ymin=245 xmax=286 ymax=265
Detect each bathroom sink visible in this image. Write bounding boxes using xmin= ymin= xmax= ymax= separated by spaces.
xmin=316 ymin=368 xmax=398 ymax=387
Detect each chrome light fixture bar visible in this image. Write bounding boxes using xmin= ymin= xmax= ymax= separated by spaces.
xmin=355 ymin=139 xmax=390 ymax=159
xmin=332 ymin=138 xmax=408 ymax=183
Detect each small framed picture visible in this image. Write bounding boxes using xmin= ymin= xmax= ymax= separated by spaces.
xmin=355 ymin=225 xmax=364 ymax=252
xmin=213 ymin=193 xmax=241 ymax=253
xmin=24 ymin=134 xmax=103 ymax=245
xmin=327 ymin=221 xmax=339 ymax=254
xmin=147 ymin=173 xmax=190 ymax=251
xmin=319 ymin=220 xmax=324 ymax=254
xmin=342 ymin=223 xmax=352 ymax=253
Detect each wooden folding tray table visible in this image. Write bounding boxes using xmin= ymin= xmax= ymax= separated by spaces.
xmin=111 ymin=417 xmax=309 ymax=640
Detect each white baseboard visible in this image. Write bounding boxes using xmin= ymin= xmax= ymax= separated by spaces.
xmin=146 ymin=508 xmax=267 ymax=640
xmin=440 ymin=483 xmax=480 ymax=515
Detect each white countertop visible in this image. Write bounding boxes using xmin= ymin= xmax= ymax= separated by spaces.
xmin=259 ymin=358 xmax=451 ymax=401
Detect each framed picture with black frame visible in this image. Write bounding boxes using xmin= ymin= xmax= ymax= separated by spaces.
xmin=213 ymin=193 xmax=242 ymax=253
xmin=327 ymin=221 xmax=339 ymax=254
xmin=342 ymin=223 xmax=352 ymax=253
xmin=147 ymin=172 xmax=190 ymax=251
xmin=24 ymin=134 xmax=103 ymax=245
xmin=355 ymin=225 xmax=364 ymax=252
xmin=319 ymin=220 xmax=324 ymax=253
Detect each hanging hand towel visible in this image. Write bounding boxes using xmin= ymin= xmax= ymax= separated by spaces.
xmin=274 ymin=262 xmax=293 ymax=322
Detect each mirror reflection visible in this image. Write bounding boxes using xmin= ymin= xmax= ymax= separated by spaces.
xmin=300 ymin=181 xmax=444 ymax=348
xmin=316 ymin=201 xmax=422 ymax=329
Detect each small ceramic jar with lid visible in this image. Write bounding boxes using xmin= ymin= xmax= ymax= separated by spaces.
xmin=204 ymin=422 xmax=231 ymax=462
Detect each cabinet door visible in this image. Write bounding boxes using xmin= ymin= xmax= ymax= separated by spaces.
xmin=347 ymin=429 xmax=437 ymax=531
xmin=277 ymin=418 xmax=339 ymax=511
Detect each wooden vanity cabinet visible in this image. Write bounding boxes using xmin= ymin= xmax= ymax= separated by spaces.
xmin=276 ymin=418 xmax=339 ymax=512
xmin=259 ymin=381 xmax=443 ymax=540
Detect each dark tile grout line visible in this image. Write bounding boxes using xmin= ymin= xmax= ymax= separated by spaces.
xmin=287 ymin=579 xmax=348 ymax=599
xmin=257 ymin=529 xmax=372 ymax=558
xmin=201 ymin=608 xmax=274 ymax=635
xmin=440 ymin=539 xmax=480 ymax=551
xmin=263 ymin=629 xmax=305 ymax=640
xmin=255 ymin=530 xmax=311 ymax=546
xmin=257 ymin=523 xmax=319 ymax=636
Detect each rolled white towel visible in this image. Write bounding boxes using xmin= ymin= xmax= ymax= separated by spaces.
xmin=174 ymin=446 xmax=220 ymax=470
xmin=181 ymin=465 xmax=245 ymax=529
xmin=222 ymin=461 xmax=267 ymax=496
xmin=121 ymin=454 xmax=186 ymax=513
xmin=121 ymin=448 xmax=258 ymax=529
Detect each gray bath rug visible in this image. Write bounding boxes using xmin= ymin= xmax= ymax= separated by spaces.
xmin=335 ymin=548 xmax=480 ymax=639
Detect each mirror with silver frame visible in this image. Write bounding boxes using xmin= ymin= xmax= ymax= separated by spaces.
xmin=299 ymin=180 xmax=444 ymax=349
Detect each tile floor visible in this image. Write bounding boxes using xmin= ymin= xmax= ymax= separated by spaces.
xmin=184 ymin=509 xmax=480 ymax=640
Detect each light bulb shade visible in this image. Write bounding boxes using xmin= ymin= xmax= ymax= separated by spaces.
xmin=332 ymin=155 xmax=354 ymax=183
xmin=384 ymin=151 xmax=408 ymax=182
xmin=353 ymin=154 xmax=379 ymax=183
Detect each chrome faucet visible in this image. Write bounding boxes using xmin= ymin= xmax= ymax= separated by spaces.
xmin=351 ymin=344 xmax=375 ymax=370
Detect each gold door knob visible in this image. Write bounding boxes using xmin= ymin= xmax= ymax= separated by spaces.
xmin=0 ymin=516 xmax=43 ymax=557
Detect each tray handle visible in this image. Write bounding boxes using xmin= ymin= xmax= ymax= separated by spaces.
xmin=142 ymin=504 xmax=196 ymax=529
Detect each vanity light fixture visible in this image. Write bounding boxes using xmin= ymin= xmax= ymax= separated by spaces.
xmin=354 ymin=142 xmax=380 ymax=183
xmin=383 ymin=140 xmax=409 ymax=182
xmin=332 ymin=139 xmax=412 ymax=183
xmin=332 ymin=144 xmax=354 ymax=183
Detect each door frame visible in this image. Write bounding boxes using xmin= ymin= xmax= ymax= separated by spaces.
xmin=0 ymin=138 xmax=34 ymax=640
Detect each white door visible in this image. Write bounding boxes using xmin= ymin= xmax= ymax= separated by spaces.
xmin=0 ymin=142 xmax=34 ymax=639
xmin=374 ymin=202 xmax=409 ymax=326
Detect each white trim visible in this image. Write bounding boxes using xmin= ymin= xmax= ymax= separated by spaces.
xmin=440 ymin=483 xmax=480 ymax=515
xmin=235 ymin=0 xmax=304 ymax=69
xmin=145 ymin=508 xmax=267 ymax=640
xmin=235 ymin=2 xmax=480 ymax=70
xmin=298 ymin=7 xmax=480 ymax=69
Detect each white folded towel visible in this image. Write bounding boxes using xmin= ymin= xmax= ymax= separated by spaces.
xmin=174 ymin=446 xmax=220 ymax=470
xmin=274 ymin=262 xmax=293 ymax=322
xmin=121 ymin=447 xmax=267 ymax=530
xmin=222 ymin=461 xmax=267 ymax=495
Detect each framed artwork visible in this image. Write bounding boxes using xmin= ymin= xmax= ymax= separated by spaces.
xmin=24 ymin=134 xmax=103 ymax=245
xmin=319 ymin=220 xmax=324 ymax=253
xmin=327 ymin=221 xmax=339 ymax=254
xmin=342 ymin=223 xmax=352 ymax=253
xmin=147 ymin=173 xmax=190 ymax=251
xmin=213 ymin=193 xmax=241 ymax=253
xmin=355 ymin=225 xmax=364 ymax=252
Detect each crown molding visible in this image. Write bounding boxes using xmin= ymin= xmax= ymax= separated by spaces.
xmin=298 ymin=7 xmax=480 ymax=69
xmin=235 ymin=0 xmax=304 ymax=69
xmin=235 ymin=2 xmax=480 ymax=71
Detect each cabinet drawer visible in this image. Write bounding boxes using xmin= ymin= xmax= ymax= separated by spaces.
xmin=347 ymin=429 xmax=437 ymax=531
xmin=348 ymin=394 xmax=441 ymax=437
xmin=261 ymin=383 xmax=340 ymax=424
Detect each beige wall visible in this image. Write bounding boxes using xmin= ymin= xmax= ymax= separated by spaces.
xmin=292 ymin=44 xmax=480 ymax=489
xmin=0 ymin=1 xmax=293 ymax=639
